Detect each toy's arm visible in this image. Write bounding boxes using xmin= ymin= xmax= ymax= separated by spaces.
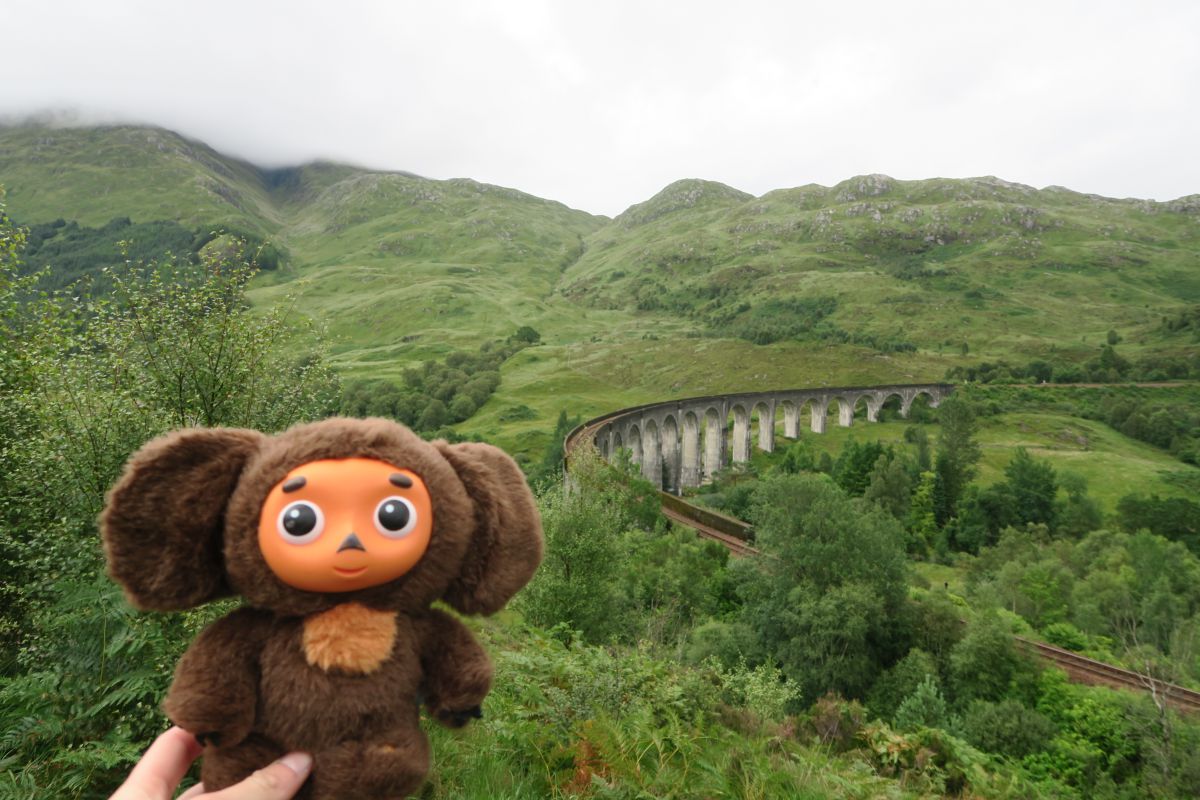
xmin=162 ymin=607 xmax=268 ymax=747
xmin=416 ymin=608 xmax=493 ymax=728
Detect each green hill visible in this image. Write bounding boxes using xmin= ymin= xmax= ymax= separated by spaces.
xmin=2 ymin=123 xmax=1199 ymax=464
xmin=561 ymin=174 xmax=1200 ymax=365
xmin=0 ymin=123 xmax=281 ymax=231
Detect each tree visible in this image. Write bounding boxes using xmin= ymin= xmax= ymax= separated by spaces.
xmin=867 ymin=648 xmax=939 ymax=721
xmin=906 ymin=471 xmax=939 ymax=555
xmin=416 ymin=398 xmax=448 ymax=431
xmin=961 ymin=699 xmax=1056 ymax=758
xmin=0 ymin=194 xmax=44 ymax=667
xmin=864 ymin=453 xmax=912 ymax=520
xmin=1117 ymin=494 xmax=1200 ymax=554
xmin=778 ymin=439 xmax=816 ymax=474
xmin=893 ymin=675 xmax=950 ymax=731
xmin=0 ymin=231 xmax=339 ymax=793
xmin=1004 ymin=447 xmax=1059 ymax=530
xmin=512 ymin=325 xmax=541 ymax=344
xmin=734 ymin=474 xmax=909 ymax=702
xmin=949 ymin=611 xmax=1032 ymax=703
xmin=1059 ymin=472 xmax=1103 ymax=536
xmin=448 ymin=393 xmax=478 ymax=421
xmin=833 ymin=439 xmax=888 ymax=496
xmin=518 ymin=446 xmax=657 ymax=642
xmin=933 ymin=396 xmax=981 ymax=524
xmin=530 ymin=409 xmax=579 ymax=485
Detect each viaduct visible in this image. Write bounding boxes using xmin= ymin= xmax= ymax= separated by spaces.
xmin=573 ymin=384 xmax=955 ymax=492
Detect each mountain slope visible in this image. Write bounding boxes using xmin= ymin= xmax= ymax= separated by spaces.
xmin=2 ymin=124 xmax=1199 ymax=438
xmin=562 ymin=174 xmax=1200 ymax=363
xmin=0 ymin=124 xmax=281 ymax=231
xmin=0 ymin=123 xmax=607 ymax=368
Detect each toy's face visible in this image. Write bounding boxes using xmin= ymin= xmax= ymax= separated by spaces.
xmin=257 ymin=458 xmax=434 ymax=593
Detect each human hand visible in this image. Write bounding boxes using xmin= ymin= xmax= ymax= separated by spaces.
xmin=110 ymin=726 xmax=311 ymax=800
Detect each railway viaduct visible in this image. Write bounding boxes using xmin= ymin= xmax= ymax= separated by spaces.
xmin=582 ymin=384 xmax=954 ymax=491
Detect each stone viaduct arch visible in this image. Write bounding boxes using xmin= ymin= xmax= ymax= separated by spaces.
xmin=579 ymin=384 xmax=953 ymax=491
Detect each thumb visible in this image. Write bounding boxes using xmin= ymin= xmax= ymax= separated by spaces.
xmin=206 ymin=752 xmax=312 ymax=799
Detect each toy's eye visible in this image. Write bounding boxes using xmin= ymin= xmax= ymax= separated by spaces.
xmin=277 ymin=501 xmax=324 ymax=544
xmin=375 ymin=496 xmax=417 ymax=538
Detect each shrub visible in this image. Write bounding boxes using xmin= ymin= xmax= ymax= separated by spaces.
xmin=893 ymin=674 xmax=951 ymax=731
xmin=867 ymin=648 xmax=939 ymax=721
xmin=960 ymin=698 xmax=1056 ymax=758
xmin=734 ymin=474 xmax=909 ymax=702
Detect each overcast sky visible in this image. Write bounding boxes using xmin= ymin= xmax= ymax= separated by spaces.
xmin=3 ymin=0 xmax=1199 ymax=216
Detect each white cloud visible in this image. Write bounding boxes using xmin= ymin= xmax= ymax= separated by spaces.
xmin=2 ymin=0 xmax=1198 ymax=215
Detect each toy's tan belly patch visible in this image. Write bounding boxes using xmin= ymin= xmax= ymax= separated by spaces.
xmin=302 ymin=603 xmax=397 ymax=674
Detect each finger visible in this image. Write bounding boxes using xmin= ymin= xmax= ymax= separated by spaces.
xmin=176 ymin=783 xmax=207 ymax=800
xmin=205 ymin=753 xmax=312 ymax=800
xmin=111 ymin=727 xmax=202 ymax=800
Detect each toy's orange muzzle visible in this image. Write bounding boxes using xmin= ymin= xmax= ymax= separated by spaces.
xmin=257 ymin=458 xmax=434 ymax=593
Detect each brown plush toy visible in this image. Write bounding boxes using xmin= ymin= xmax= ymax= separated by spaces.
xmin=101 ymin=417 xmax=543 ymax=799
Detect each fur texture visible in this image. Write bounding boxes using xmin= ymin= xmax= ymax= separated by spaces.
xmin=102 ymin=417 xmax=543 ymax=799
xmin=303 ymin=603 xmax=397 ymax=674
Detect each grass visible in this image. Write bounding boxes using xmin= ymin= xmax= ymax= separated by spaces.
xmin=416 ymin=615 xmax=1038 ymax=800
xmin=749 ymin=410 xmax=1196 ymax=514
xmin=3 ymin=123 xmax=1198 ymax=474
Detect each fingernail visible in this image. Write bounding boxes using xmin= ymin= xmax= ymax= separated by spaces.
xmin=279 ymin=752 xmax=313 ymax=775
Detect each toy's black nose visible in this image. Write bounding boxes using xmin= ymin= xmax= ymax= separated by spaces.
xmin=337 ymin=532 xmax=366 ymax=553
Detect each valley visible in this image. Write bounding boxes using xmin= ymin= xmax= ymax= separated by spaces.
xmin=4 ymin=121 xmax=1200 ymax=798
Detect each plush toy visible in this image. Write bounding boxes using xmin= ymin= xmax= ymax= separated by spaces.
xmin=101 ymin=417 xmax=543 ymax=799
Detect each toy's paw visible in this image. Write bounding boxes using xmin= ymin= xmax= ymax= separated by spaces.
xmin=436 ymin=704 xmax=483 ymax=728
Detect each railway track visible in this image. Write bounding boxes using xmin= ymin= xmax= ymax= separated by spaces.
xmin=565 ymin=399 xmax=1200 ymax=714
xmin=1016 ymin=637 xmax=1200 ymax=714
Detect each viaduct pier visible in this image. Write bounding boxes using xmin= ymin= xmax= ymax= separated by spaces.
xmin=570 ymin=383 xmax=954 ymax=492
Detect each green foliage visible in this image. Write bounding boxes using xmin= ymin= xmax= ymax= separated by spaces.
xmin=832 ymin=438 xmax=890 ymax=496
xmin=424 ymin=618 xmax=1038 ymax=800
xmin=908 ymin=590 xmax=966 ymax=667
xmin=949 ymin=612 xmax=1036 ymax=704
xmin=893 ymin=674 xmax=951 ymax=731
xmin=621 ymin=525 xmax=733 ymax=646
xmin=341 ymin=336 xmax=533 ymax=433
xmin=734 ymin=473 xmax=910 ymax=702
xmin=16 ymin=216 xmax=290 ymax=297
xmin=1117 ymin=493 xmax=1200 ymax=553
xmin=708 ymin=296 xmax=836 ymax=345
xmin=934 ymin=395 xmax=982 ymax=524
xmin=867 ymin=648 xmax=940 ymax=722
xmin=967 ymin=525 xmax=1200 ymax=682
xmin=1001 ymin=448 xmax=1060 ymax=530
xmin=1029 ymin=669 xmax=1144 ymax=792
xmin=777 ymin=438 xmax=817 ymax=474
xmin=906 ymin=470 xmax=940 ymax=555
xmin=511 ymin=325 xmax=541 ymax=344
xmin=706 ymin=657 xmax=802 ymax=723
xmin=0 ymin=221 xmax=336 ymax=796
xmin=952 ymin=448 xmax=1070 ymax=545
xmin=527 ymin=409 xmax=580 ymax=486
xmin=960 ymin=699 xmax=1056 ymax=758
xmin=1058 ymin=472 xmax=1103 ymax=537
xmin=863 ymin=452 xmax=913 ymax=520
xmin=691 ymin=469 xmax=757 ymax=521
xmin=856 ymin=721 xmax=1031 ymax=797
xmin=518 ymin=455 xmax=636 ymax=644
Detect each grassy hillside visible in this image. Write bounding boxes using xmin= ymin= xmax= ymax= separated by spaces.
xmin=0 ymin=124 xmax=280 ymax=231
xmin=250 ymin=169 xmax=604 ymax=370
xmin=561 ymin=175 xmax=1200 ymax=363
xmin=3 ymin=123 xmax=1198 ymax=476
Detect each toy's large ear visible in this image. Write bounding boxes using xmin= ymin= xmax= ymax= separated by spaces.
xmin=101 ymin=428 xmax=265 ymax=611
xmin=436 ymin=442 xmax=543 ymax=615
